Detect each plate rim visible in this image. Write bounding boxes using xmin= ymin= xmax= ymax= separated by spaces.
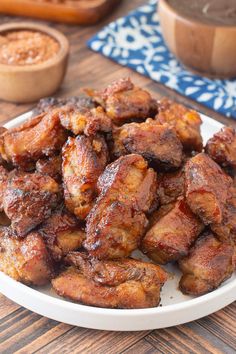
xmin=0 ymin=270 xmax=235 ymax=316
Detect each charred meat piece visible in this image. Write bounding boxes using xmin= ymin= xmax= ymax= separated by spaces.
xmin=85 ymin=78 xmax=158 ymax=125
xmin=36 ymin=155 xmax=62 ymax=183
xmin=3 ymin=171 xmax=60 ymax=237
xmin=0 ymin=212 xmax=10 ymax=226
xmin=0 ymin=127 xmax=6 ymax=136
xmin=111 ymin=119 xmax=183 ymax=170
xmin=0 ymin=227 xmax=54 ymax=285
xmin=179 ymin=232 xmax=235 ymax=295
xmin=86 ymin=202 xmax=147 ymax=260
xmin=0 ymin=126 xmax=8 ymax=167
xmin=0 ymin=111 xmax=67 ymax=170
xmin=147 ymin=203 xmax=176 ymax=229
xmin=52 ymin=252 xmax=167 ymax=309
xmin=157 ymin=167 xmax=185 ymax=205
xmin=33 ymin=96 xmax=95 ymax=115
xmin=59 ymin=105 xmax=112 ymax=136
xmin=211 ymin=186 xmax=236 ymax=244
xmin=205 ymin=127 xmax=236 ymax=169
xmin=0 ymin=166 xmax=9 ymax=211
xmin=39 ymin=208 xmax=85 ymax=261
xmin=85 ymin=154 xmax=157 ymax=259
xmin=185 ymin=153 xmax=232 ymax=224
xmin=156 ymin=98 xmax=203 ymax=152
xmin=62 ymin=135 xmax=108 ymax=220
xmin=142 ymin=199 xmax=204 ymax=264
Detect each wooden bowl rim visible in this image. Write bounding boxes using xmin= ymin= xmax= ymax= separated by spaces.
xmin=159 ymin=0 xmax=236 ymax=30
xmin=0 ymin=22 xmax=69 ymax=72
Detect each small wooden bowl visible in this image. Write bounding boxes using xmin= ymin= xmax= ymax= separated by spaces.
xmin=0 ymin=22 xmax=69 ymax=103
xmin=158 ymin=0 xmax=236 ymax=78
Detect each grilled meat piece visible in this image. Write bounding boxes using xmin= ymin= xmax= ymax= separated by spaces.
xmin=185 ymin=153 xmax=232 ymax=224
xmin=33 ymin=96 xmax=95 ymax=115
xmin=3 ymin=171 xmax=60 ymax=237
xmin=85 ymin=78 xmax=158 ymax=125
xmin=0 ymin=227 xmax=54 ymax=285
xmin=59 ymin=105 xmax=112 ymax=136
xmin=211 ymin=186 xmax=236 ymax=244
xmin=52 ymin=252 xmax=167 ymax=309
xmin=142 ymin=199 xmax=204 ymax=264
xmin=157 ymin=167 xmax=185 ymax=205
xmin=62 ymin=135 xmax=108 ymax=219
xmin=36 ymin=155 xmax=62 ymax=183
xmin=179 ymin=232 xmax=235 ymax=295
xmin=156 ymin=98 xmax=203 ymax=152
xmin=0 ymin=166 xmax=9 ymax=211
xmin=39 ymin=208 xmax=85 ymax=261
xmin=0 ymin=110 xmax=67 ymax=170
xmin=205 ymin=126 xmax=236 ymax=169
xmin=85 ymin=154 xmax=157 ymax=259
xmin=111 ymin=118 xmax=183 ymax=170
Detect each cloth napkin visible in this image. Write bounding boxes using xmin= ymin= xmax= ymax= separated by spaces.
xmin=88 ymin=0 xmax=236 ymax=119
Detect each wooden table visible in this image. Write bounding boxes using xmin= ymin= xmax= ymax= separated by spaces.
xmin=0 ymin=1 xmax=235 ymax=353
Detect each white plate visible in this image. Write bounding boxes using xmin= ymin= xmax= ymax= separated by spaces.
xmin=0 ymin=111 xmax=235 ymax=331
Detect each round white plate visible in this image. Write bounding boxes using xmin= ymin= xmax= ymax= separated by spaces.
xmin=0 ymin=112 xmax=235 ymax=331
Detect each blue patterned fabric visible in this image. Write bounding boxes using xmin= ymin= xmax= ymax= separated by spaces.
xmin=88 ymin=0 xmax=236 ymax=119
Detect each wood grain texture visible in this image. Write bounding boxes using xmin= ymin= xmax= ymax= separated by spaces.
xmin=0 ymin=1 xmax=235 ymax=353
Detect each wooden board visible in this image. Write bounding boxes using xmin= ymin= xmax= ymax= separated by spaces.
xmin=0 ymin=0 xmax=121 ymax=25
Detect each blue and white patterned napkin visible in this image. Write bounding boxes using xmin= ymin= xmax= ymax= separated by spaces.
xmin=88 ymin=0 xmax=236 ymax=119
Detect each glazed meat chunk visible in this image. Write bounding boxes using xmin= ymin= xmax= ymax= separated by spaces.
xmin=0 ymin=110 xmax=67 ymax=169
xmin=3 ymin=172 xmax=60 ymax=237
xmin=156 ymin=155 xmax=192 ymax=205
xmin=211 ymin=186 xmax=236 ymax=244
xmin=0 ymin=127 xmax=7 ymax=136
xmin=39 ymin=208 xmax=85 ymax=261
xmin=52 ymin=252 xmax=167 ymax=309
xmin=33 ymin=95 xmax=95 ymax=115
xmin=62 ymin=135 xmax=108 ymax=220
xmin=185 ymin=153 xmax=232 ymax=224
xmin=156 ymin=98 xmax=203 ymax=152
xmin=85 ymin=78 xmax=158 ymax=125
xmin=0 ymin=166 xmax=9 ymax=211
xmin=157 ymin=167 xmax=185 ymax=205
xmin=36 ymin=155 xmax=62 ymax=183
xmin=179 ymin=232 xmax=235 ymax=295
xmin=85 ymin=154 xmax=157 ymax=259
xmin=142 ymin=199 xmax=204 ymax=264
xmin=86 ymin=202 xmax=147 ymax=260
xmin=0 ymin=127 xmax=9 ymax=167
xmin=59 ymin=105 xmax=112 ymax=136
xmin=0 ymin=212 xmax=10 ymax=226
xmin=111 ymin=119 xmax=183 ymax=170
xmin=0 ymin=227 xmax=54 ymax=285
xmin=205 ymin=127 xmax=236 ymax=169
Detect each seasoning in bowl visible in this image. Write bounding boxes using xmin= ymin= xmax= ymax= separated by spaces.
xmin=0 ymin=30 xmax=60 ymax=66
xmin=0 ymin=22 xmax=69 ymax=103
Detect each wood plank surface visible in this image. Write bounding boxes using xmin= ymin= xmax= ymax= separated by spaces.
xmin=0 ymin=1 xmax=235 ymax=353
